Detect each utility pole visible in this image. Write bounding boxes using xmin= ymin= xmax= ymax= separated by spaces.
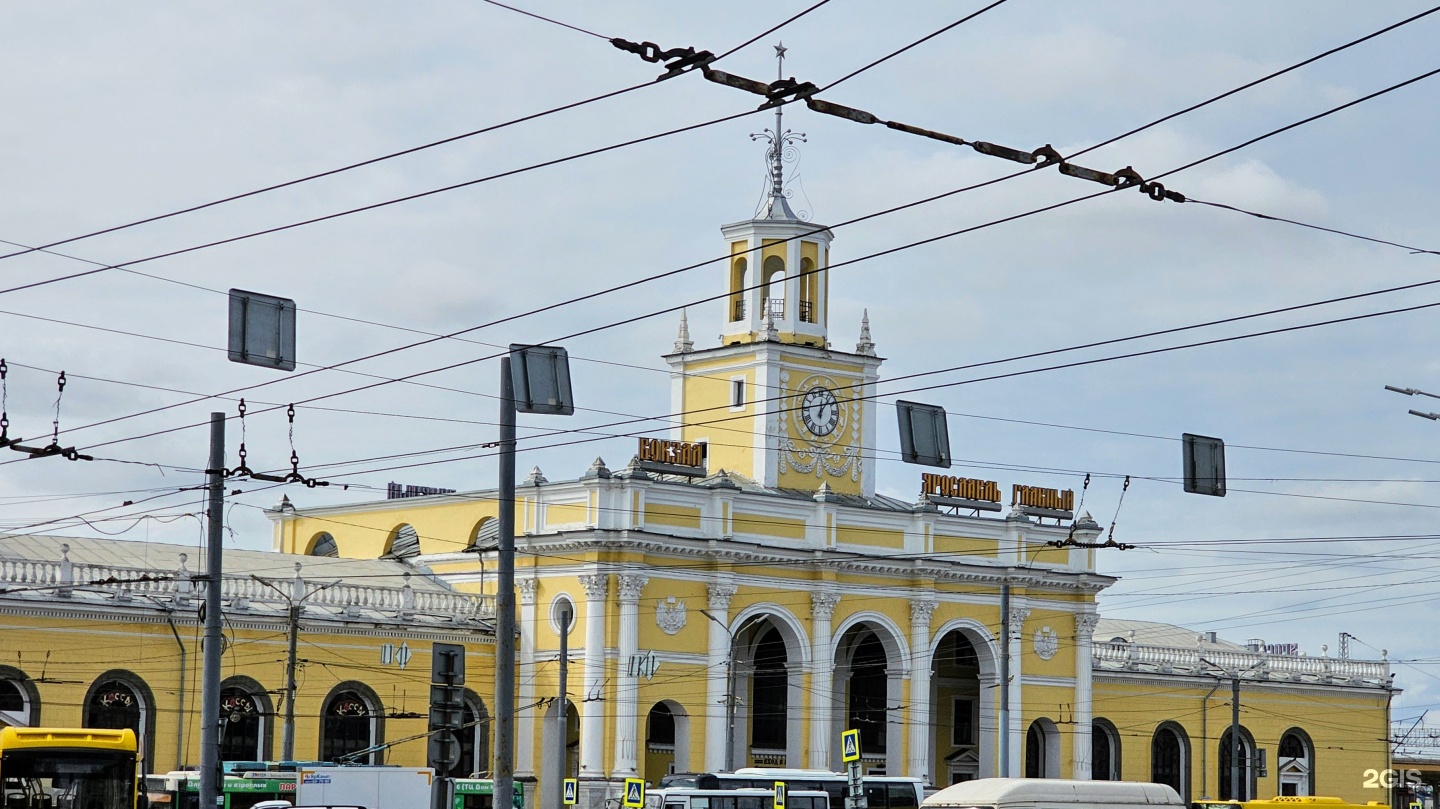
xmin=199 ymin=413 xmax=225 ymax=809
xmin=1231 ymin=674 xmax=1241 ymax=801
xmin=699 ymin=609 xmax=737 ymax=771
xmin=999 ymin=582 xmax=1010 ymax=777
xmin=554 ymin=604 xmax=571 ymax=809
xmin=284 ymin=602 xmax=299 ymax=761
xmin=495 ymin=357 xmax=518 ymax=809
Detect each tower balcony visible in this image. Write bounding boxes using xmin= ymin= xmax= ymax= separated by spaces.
xmin=765 ymin=297 xmax=785 ymax=319
xmin=799 ymin=301 xmax=814 ymax=323
xmin=732 ymin=300 xmax=745 ymax=322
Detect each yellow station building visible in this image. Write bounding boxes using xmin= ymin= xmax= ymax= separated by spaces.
xmin=0 ymin=138 xmax=1399 ymax=809
xmin=259 ymin=167 xmax=1397 ymax=807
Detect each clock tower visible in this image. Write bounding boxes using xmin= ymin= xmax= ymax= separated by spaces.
xmin=664 ymin=51 xmax=883 ymax=497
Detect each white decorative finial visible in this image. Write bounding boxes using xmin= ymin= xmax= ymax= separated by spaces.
xmin=856 ymin=308 xmax=876 ymax=356
xmin=761 ymin=307 xmax=779 ymax=341
xmin=750 ymin=42 xmax=806 ymax=220
xmin=674 ymin=308 xmax=694 ymax=353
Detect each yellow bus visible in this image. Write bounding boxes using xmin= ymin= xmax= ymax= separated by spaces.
xmin=0 ymin=726 xmax=140 ymax=809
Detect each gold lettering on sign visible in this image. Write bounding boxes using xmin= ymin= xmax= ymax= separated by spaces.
xmin=637 ymin=438 xmax=705 ymax=468
xmin=1011 ymin=484 xmax=1075 ymax=512
xmin=921 ymin=474 xmax=1002 ymax=503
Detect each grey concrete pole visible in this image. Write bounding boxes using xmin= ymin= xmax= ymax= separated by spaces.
xmin=555 ymin=606 xmax=571 ymax=809
xmin=495 ymin=358 xmax=518 ymax=809
xmin=283 ymin=603 xmax=299 ymax=761
xmin=999 ymin=583 xmax=1010 ymax=777
xmin=1231 ymin=675 xmax=1241 ymax=800
xmin=199 ymin=413 xmax=225 ymax=809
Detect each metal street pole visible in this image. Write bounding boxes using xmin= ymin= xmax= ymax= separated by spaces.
xmin=699 ymin=609 xmax=737 ymax=771
xmin=999 ymin=582 xmax=1010 ymax=777
xmin=1231 ymin=674 xmax=1241 ymax=800
xmin=283 ymin=602 xmax=299 ymax=761
xmin=554 ymin=605 xmax=571 ymax=809
xmin=495 ymin=358 xmax=518 ymax=809
xmin=200 ymin=413 xmax=225 ymax=809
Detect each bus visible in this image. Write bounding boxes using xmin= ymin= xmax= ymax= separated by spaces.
xmin=143 ymin=771 xmax=297 ymax=809
xmin=648 ymin=787 xmax=833 ymax=809
xmin=659 ymin=768 xmax=924 ymax=809
xmin=0 ymin=726 xmax=141 ymax=809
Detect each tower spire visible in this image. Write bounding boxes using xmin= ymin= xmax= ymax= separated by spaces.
xmin=751 ymin=42 xmax=806 ymax=220
xmin=856 ymin=308 xmax=876 ymax=356
xmin=674 ymin=308 xmax=694 ymax=353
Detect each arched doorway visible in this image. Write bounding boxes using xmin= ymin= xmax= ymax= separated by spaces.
xmin=1025 ymin=719 xmax=1060 ymax=778
xmin=1092 ymin=719 xmax=1120 ymax=780
xmin=1219 ymin=727 xmax=1257 ymax=801
xmin=540 ymin=698 xmax=579 ymax=809
xmin=1151 ymin=723 xmax=1189 ymax=802
xmin=453 ymin=693 xmax=489 ymax=778
xmin=834 ymin=618 xmax=906 ymax=774
xmin=930 ymin=624 xmax=999 ymax=783
xmin=645 ymin=700 xmax=690 ymax=782
xmin=730 ymin=610 xmax=806 ymax=767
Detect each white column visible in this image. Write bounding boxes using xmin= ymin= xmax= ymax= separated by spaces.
xmin=516 ymin=578 xmax=540 ymax=778
xmin=705 ymin=580 xmax=738 ymax=771
xmin=908 ymin=599 xmax=938 ymax=781
xmin=1007 ymin=603 xmax=1029 ymax=776
xmin=613 ymin=574 xmax=649 ymax=777
xmin=1072 ymin=611 xmax=1100 ymax=779
xmin=808 ymin=592 xmax=840 ymax=768
xmin=578 ymin=573 xmax=609 ymax=777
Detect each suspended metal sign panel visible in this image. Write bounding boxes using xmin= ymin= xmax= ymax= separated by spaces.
xmin=509 ymin=344 xmax=574 ymax=415
xmin=228 ymin=288 xmax=296 ymax=371
xmin=1182 ymin=433 xmax=1227 ymax=497
xmin=896 ymin=400 xmax=951 ymax=468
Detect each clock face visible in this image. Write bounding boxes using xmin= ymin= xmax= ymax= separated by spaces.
xmin=800 ymin=385 xmax=840 ymax=437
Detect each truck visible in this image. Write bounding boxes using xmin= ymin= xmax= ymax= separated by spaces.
xmin=294 ymin=765 xmax=434 ymax=809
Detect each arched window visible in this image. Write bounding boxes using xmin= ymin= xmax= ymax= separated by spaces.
xmin=1151 ymin=723 xmax=1189 ymax=802
xmin=219 ymin=688 xmax=263 ymax=762
xmin=730 ymin=257 xmax=748 ymax=322
xmin=84 ymin=672 xmax=154 ymax=762
xmin=798 ymin=257 xmax=816 ymax=323
xmin=1277 ymin=728 xmax=1314 ymax=796
xmin=762 ymin=255 xmax=786 ymax=318
xmin=750 ymin=626 xmax=788 ymax=751
xmin=1092 ymin=719 xmax=1120 ymax=780
xmin=1026 ymin=719 xmax=1060 ymax=778
xmin=0 ymin=681 xmax=26 ymax=727
xmin=387 ymin=524 xmax=421 ymax=559
xmin=471 ymin=518 xmax=499 ymax=551
xmin=1219 ymin=727 xmax=1256 ymax=801
xmin=308 ymin=532 xmax=338 ymax=557
xmin=320 ymin=684 xmax=382 ymax=764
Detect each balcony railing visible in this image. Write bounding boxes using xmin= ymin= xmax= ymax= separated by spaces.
xmin=732 ymin=299 xmax=745 ymax=322
xmin=799 ymin=301 xmax=814 ymax=323
xmin=765 ymin=297 xmax=785 ymax=319
xmin=1092 ymin=640 xmax=1389 ymax=684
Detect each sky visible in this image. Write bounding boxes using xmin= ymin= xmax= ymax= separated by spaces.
xmin=3 ymin=1 xmax=1439 ymax=716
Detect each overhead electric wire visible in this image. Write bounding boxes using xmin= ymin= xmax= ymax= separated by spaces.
xmin=0 ymin=0 xmax=836 ymax=272
xmin=13 ymin=61 xmax=1440 ymax=477
xmin=478 ymin=0 xmax=610 ymax=39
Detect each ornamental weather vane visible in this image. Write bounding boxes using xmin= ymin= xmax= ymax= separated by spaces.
xmin=751 ymin=42 xmax=806 ymax=218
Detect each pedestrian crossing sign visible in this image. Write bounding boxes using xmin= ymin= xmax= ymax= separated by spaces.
xmin=841 ymin=728 xmax=861 ymax=763
xmin=774 ymin=782 xmax=787 ymax=809
xmin=624 ymin=778 xmax=646 ymax=808
xmin=564 ymin=779 xmax=578 ymax=806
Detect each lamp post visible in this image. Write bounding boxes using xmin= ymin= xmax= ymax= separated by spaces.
xmin=1385 ymin=385 xmax=1440 ymax=420
xmin=699 ymin=609 xmax=737 ymax=771
xmin=1200 ymin=656 xmax=1265 ymax=800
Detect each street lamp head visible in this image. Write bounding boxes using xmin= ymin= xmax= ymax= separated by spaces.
xmin=1408 ymin=410 xmax=1440 ymax=420
xmin=1385 ymin=385 xmax=1417 ymax=396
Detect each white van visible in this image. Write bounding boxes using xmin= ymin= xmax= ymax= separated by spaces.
xmin=923 ymin=779 xmax=1184 ymax=809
